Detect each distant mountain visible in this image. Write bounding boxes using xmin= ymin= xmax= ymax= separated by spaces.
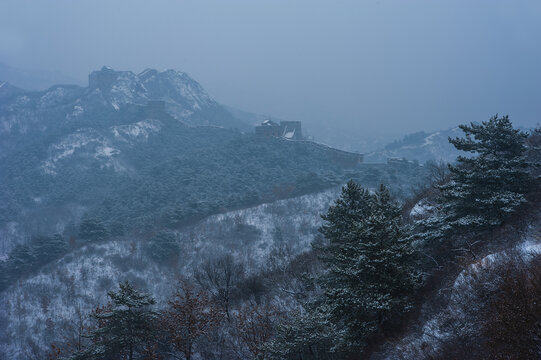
xmin=0 ymin=66 xmax=429 ymax=257
xmin=365 ymin=127 xmax=465 ymax=164
xmin=0 ymin=62 xmax=82 ymax=91
xmin=0 ymin=66 xmax=251 ymax=157
xmin=0 ymin=67 xmax=431 ymax=359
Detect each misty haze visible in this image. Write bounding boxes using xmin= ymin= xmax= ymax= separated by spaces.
xmin=1 ymin=1 xmax=541 ymax=359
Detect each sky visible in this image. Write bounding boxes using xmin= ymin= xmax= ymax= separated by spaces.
xmin=1 ymin=0 xmax=540 ymax=142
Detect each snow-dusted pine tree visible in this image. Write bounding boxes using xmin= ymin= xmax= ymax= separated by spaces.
xmin=70 ymin=281 xmax=157 ymax=360
xmin=316 ymin=182 xmax=421 ymax=352
xmin=436 ymin=115 xmax=536 ymax=236
xmin=264 ymin=310 xmax=337 ymax=359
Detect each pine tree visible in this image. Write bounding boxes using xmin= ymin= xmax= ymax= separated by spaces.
xmin=437 ymin=115 xmax=536 ymax=236
xmin=31 ymin=234 xmax=68 ymax=265
xmin=70 ymin=281 xmax=157 ymax=360
xmin=265 ymin=310 xmax=337 ymax=359
xmin=316 ymin=182 xmax=420 ymax=352
xmin=319 ymin=180 xmax=372 ymax=248
xmin=79 ymin=217 xmax=108 ymax=242
xmin=146 ymin=230 xmax=180 ymax=263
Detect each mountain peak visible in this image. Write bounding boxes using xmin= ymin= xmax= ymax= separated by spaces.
xmin=138 ymin=68 xmax=159 ymax=80
xmin=88 ymin=66 xmax=137 ymax=91
xmin=1 ymin=66 xmax=246 ymax=135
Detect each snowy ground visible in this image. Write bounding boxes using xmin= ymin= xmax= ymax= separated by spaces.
xmin=0 ymin=187 xmax=340 ymax=359
xmin=384 ymin=230 xmax=541 ymax=360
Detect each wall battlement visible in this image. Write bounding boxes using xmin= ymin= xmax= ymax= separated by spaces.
xmin=255 ymin=120 xmax=303 ymax=140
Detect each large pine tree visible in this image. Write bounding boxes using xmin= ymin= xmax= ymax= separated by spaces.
xmin=437 ymin=115 xmax=536 ymax=236
xmin=316 ymin=182 xmax=420 ymax=352
xmin=70 ymin=281 xmax=157 ymax=360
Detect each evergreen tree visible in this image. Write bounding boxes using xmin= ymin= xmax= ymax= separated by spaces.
xmin=70 ymin=281 xmax=157 ymax=360
xmin=437 ymin=115 xmax=536 ymax=236
xmin=146 ymin=230 xmax=180 ymax=263
xmin=316 ymin=182 xmax=420 ymax=352
xmin=108 ymin=220 xmax=125 ymax=237
xmin=31 ymin=234 xmax=68 ymax=265
xmin=79 ymin=217 xmax=108 ymax=242
xmin=319 ymin=180 xmax=372 ymax=247
xmin=265 ymin=310 xmax=337 ymax=360
xmin=7 ymin=243 xmax=35 ymax=274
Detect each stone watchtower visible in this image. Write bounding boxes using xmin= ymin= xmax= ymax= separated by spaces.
xmin=255 ymin=119 xmax=282 ymax=137
xmin=280 ymin=121 xmax=302 ymax=140
xmin=255 ymin=119 xmax=303 ymax=140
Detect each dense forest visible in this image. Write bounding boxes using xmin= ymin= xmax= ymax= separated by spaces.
xmin=27 ymin=116 xmax=540 ymax=360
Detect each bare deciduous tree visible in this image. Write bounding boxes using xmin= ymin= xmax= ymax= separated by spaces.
xmin=425 ymin=159 xmax=450 ymax=187
xmin=194 ymin=254 xmax=244 ymax=320
xmin=162 ymin=279 xmax=223 ymax=360
xmin=234 ymin=302 xmax=282 ymax=360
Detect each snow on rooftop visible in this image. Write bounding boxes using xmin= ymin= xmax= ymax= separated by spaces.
xmin=262 ymin=119 xmax=278 ymax=126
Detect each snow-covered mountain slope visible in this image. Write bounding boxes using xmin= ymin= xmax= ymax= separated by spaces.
xmin=0 ymin=188 xmax=340 ymax=359
xmin=372 ymin=221 xmax=541 ymax=360
xmin=86 ymin=67 xmax=220 ymax=123
xmin=0 ymin=66 xmax=247 ymax=157
xmin=365 ymin=128 xmax=465 ymax=164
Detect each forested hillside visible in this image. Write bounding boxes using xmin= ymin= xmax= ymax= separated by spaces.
xmin=0 ymin=67 xmax=428 ymax=247
xmin=0 ymin=68 xmax=431 ymax=360
xmin=3 ymin=65 xmax=539 ymax=360
xmin=21 ymin=115 xmax=538 ymax=360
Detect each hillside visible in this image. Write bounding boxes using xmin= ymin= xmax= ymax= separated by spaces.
xmin=365 ymin=128 xmax=464 ymax=164
xmin=0 ymin=67 xmax=443 ymax=360
xmin=0 ymin=67 xmax=429 ymax=290
xmin=0 ymin=188 xmax=341 ymax=359
xmin=0 ymin=66 xmax=248 ymax=156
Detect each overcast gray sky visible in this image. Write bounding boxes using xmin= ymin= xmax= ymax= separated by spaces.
xmin=1 ymin=0 xmax=540 ymax=140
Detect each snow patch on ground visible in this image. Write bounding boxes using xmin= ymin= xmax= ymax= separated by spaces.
xmin=391 ymin=236 xmax=541 ymax=359
xmin=410 ymin=200 xmax=434 ymax=218
xmin=70 ymin=105 xmax=84 ymax=117
xmin=111 ymin=119 xmax=162 ymax=141
xmin=422 ymin=132 xmax=440 ymax=147
xmin=41 ymin=130 xmax=121 ymax=174
xmin=0 ymin=187 xmax=341 ymax=358
xmin=95 ymin=145 xmax=119 ymax=157
xmin=38 ymin=87 xmax=67 ymax=109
